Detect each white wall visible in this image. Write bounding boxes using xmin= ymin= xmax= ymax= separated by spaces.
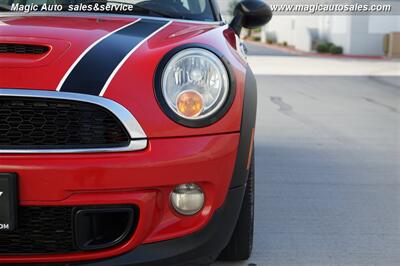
xmin=324 ymin=16 xmax=351 ymax=54
xmin=264 ymin=15 xmax=400 ymax=55
xmin=265 ymin=16 xmax=321 ymax=52
xmin=265 ymin=16 xmax=298 ymax=44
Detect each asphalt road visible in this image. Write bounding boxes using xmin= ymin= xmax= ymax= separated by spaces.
xmin=214 ymin=67 xmax=400 ymax=264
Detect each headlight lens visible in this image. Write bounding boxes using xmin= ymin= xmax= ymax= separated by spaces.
xmin=161 ymin=48 xmax=230 ymax=120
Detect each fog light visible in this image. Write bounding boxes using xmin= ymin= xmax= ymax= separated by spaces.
xmin=170 ymin=184 xmax=205 ymax=216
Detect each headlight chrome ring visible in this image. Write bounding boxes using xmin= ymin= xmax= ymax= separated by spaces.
xmin=154 ymin=45 xmax=236 ymax=128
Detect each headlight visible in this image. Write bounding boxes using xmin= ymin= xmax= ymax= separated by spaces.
xmin=156 ymin=47 xmax=232 ymax=127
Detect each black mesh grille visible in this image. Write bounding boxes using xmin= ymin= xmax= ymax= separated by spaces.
xmin=0 ymin=206 xmax=76 ymax=254
xmin=0 ymin=97 xmax=130 ymax=149
xmin=0 ymin=43 xmax=50 ymax=54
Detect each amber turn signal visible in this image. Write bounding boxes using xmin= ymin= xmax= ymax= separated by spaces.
xmin=176 ymin=90 xmax=204 ymax=118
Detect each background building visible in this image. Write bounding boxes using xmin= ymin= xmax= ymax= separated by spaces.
xmin=264 ymin=15 xmax=400 ymax=55
xmin=217 ymin=0 xmax=400 ymax=56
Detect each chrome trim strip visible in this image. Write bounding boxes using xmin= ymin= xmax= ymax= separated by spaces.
xmin=0 ymin=89 xmax=147 ymax=153
xmin=0 ymin=140 xmax=148 ymax=154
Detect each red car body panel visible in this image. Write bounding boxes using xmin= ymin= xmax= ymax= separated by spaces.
xmin=0 ymin=13 xmax=253 ymax=264
xmin=0 ymin=16 xmax=137 ymax=90
xmin=0 ymin=133 xmax=239 ymax=263
xmin=0 ymin=15 xmax=247 ymax=138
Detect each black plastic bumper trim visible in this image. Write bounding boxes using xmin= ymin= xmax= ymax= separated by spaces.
xmin=230 ymin=66 xmax=257 ymax=188
xmin=75 ymin=186 xmax=246 ymax=266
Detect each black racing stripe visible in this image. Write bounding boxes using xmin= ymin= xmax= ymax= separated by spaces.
xmin=60 ymin=19 xmax=169 ymax=95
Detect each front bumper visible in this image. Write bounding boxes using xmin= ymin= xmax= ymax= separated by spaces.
xmin=0 ymin=133 xmax=240 ymax=264
xmin=78 ymin=186 xmax=246 ymax=266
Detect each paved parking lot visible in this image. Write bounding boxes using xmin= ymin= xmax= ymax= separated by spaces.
xmin=215 ymin=50 xmax=400 ymax=265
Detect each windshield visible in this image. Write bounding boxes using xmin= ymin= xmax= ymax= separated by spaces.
xmin=0 ymin=0 xmax=217 ymax=21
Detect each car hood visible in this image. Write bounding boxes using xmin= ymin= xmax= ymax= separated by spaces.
xmin=0 ymin=14 xmax=245 ymax=138
xmin=0 ymin=14 xmax=219 ymax=91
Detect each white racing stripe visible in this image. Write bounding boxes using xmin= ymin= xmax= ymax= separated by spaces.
xmin=99 ymin=20 xmax=173 ymax=97
xmin=56 ymin=19 xmax=141 ymax=92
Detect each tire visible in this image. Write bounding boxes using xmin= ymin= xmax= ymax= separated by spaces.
xmin=218 ymin=150 xmax=255 ymax=261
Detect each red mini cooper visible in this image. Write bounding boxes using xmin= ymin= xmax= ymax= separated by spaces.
xmin=0 ymin=0 xmax=271 ymax=264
